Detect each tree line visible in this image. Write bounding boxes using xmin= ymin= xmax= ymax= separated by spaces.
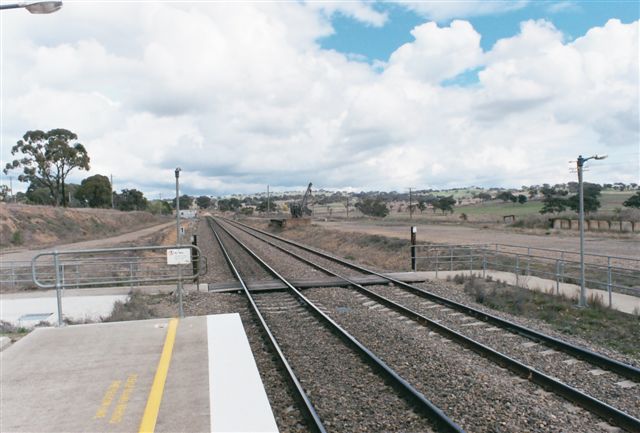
xmin=4 ymin=128 xmax=638 ymax=217
xmin=2 ymin=129 xmax=220 ymax=214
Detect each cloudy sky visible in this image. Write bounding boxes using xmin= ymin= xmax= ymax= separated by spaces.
xmin=1 ymin=1 xmax=638 ymax=198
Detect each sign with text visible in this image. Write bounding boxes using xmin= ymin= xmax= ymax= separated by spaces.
xmin=167 ymin=248 xmax=191 ymax=265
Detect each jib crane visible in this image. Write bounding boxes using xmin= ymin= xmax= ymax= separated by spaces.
xmin=290 ymin=182 xmax=313 ymax=218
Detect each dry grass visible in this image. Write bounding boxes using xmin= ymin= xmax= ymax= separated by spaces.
xmin=452 ymin=274 xmax=640 ymax=356
xmin=0 ymin=203 xmax=167 ymax=248
xmin=101 ymin=291 xmax=182 ymax=323
xmin=103 ymin=291 xmax=161 ymax=322
xmin=264 ymin=222 xmax=410 ymax=271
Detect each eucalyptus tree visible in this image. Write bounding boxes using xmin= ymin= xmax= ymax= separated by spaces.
xmin=4 ymin=129 xmax=90 ymax=207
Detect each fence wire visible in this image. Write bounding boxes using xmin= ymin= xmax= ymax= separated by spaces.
xmin=413 ymin=243 xmax=639 ymax=304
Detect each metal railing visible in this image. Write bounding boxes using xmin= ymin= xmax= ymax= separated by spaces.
xmin=1 ymin=245 xmax=205 ymax=326
xmin=2 ymin=246 xmax=206 ymax=290
xmin=413 ymin=243 xmax=640 ymax=307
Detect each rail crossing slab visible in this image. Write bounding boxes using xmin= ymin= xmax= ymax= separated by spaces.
xmin=0 ymin=314 xmax=278 ymax=433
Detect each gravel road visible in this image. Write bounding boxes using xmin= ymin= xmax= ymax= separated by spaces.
xmin=316 ymin=221 xmax=640 ymax=261
xmin=1 ymin=222 xmax=175 ymax=262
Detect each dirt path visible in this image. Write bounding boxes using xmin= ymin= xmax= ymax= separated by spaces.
xmin=0 ymin=222 xmax=175 ymax=263
xmin=316 ymin=221 xmax=640 ymax=259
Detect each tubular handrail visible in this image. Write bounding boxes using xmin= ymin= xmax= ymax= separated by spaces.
xmin=31 ymin=244 xmax=202 ymax=289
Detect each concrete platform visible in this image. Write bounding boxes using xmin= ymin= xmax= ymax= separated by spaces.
xmin=0 ymin=284 xmax=208 ymax=328
xmin=0 ymin=314 xmax=278 ymax=433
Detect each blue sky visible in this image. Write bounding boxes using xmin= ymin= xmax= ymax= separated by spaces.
xmin=321 ymin=1 xmax=640 ymax=63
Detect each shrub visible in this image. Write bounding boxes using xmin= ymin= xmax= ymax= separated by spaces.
xmin=103 ymin=292 xmax=156 ymax=322
xmin=355 ymin=197 xmax=389 ymax=218
xmin=11 ymin=230 xmax=23 ymax=245
xmin=452 ymin=274 xmax=465 ymax=284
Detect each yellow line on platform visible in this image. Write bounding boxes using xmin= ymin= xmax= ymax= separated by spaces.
xmin=138 ymin=318 xmax=179 ymax=433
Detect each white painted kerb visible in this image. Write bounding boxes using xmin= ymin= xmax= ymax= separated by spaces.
xmin=207 ymin=313 xmax=279 ymax=433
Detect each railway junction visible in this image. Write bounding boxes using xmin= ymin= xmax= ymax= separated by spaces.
xmin=1 ymin=216 xmax=639 ymax=433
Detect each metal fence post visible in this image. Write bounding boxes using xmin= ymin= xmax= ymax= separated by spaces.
xmin=178 ymin=264 xmax=184 ymax=318
xmin=435 ymin=248 xmax=439 ymax=278
xmin=607 ymin=256 xmax=612 ymax=308
xmin=526 ymin=247 xmax=531 ymax=276
xmin=515 ymin=255 xmax=520 ymax=287
xmin=11 ymin=263 xmax=16 ymax=290
xmin=75 ymin=264 xmax=80 ymax=289
xmin=53 ymin=251 xmax=64 ymax=327
xmin=555 ymin=259 xmax=560 ymax=295
xmin=450 ymin=246 xmax=453 ymax=272
xmin=130 ymin=263 xmax=134 ymax=290
xmin=410 ymin=226 xmax=417 ymax=272
xmin=482 ymin=249 xmax=487 ymax=279
xmin=559 ymin=252 xmax=565 ymax=285
xmin=469 ymin=247 xmax=473 ymax=275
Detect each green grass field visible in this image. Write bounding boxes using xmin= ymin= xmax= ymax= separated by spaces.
xmin=457 ymin=191 xmax=633 ymax=217
xmin=599 ymin=191 xmax=635 ymax=211
xmin=311 ymin=190 xmax=636 ymax=222
xmin=457 ymin=200 xmax=543 ymax=217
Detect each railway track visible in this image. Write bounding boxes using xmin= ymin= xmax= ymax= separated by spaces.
xmin=207 ymin=217 xmax=464 ymax=433
xmin=213 ymin=216 xmax=640 ymax=432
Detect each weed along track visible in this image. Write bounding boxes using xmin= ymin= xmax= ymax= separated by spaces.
xmin=212 ymin=216 xmax=640 ymax=433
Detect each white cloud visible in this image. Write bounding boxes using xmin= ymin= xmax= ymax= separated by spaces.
xmin=385 ymin=20 xmax=483 ymax=82
xmin=1 ymin=4 xmax=638 ymax=197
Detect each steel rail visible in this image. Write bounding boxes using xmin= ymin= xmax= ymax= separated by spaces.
xmin=210 ymin=217 xmax=466 ymax=433
xmin=225 ymin=218 xmax=640 ymax=433
xmin=223 ymin=217 xmax=640 ymax=383
xmin=206 ymin=218 xmax=327 ymax=433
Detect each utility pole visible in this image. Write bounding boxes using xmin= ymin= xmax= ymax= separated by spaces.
xmin=9 ymin=176 xmax=13 ymax=202
xmin=409 ymin=187 xmax=413 ymax=220
xmin=110 ymin=174 xmax=114 ymax=209
xmin=267 ymin=184 xmax=270 ymax=217
xmin=175 ymin=168 xmax=182 ymax=243
xmin=175 ymin=167 xmax=183 ymax=318
xmin=576 ymin=154 xmax=607 ymax=307
xmin=346 ymin=196 xmax=350 ymax=219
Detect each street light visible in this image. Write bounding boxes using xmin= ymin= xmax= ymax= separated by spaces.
xmin=577 ymin=154 xmax=607 ymax=307
xmin=0 ymin=1 xmax=63 ymax=13
xmin=175 ymin=167 xmax=182 ymax=244
xmin=174 ymin=167 xmax=183 ymax=318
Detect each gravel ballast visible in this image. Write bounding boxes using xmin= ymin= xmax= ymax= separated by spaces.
xmin=148 ymin=291 xmax=310 ymax=432
xmin=305 ymin=286 xmax=614 ymax=433
xmin=364 ymin=283 xmax=640 ymax=420
xmin=251 ymin=291 xmax=439 ymax=433
xmin=195 ymin=217 xmax=235 ymax=283
xmin=197 ymin=218 xmax=637 ymax=432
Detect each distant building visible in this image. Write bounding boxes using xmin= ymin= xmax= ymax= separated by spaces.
xmin=179 ymin=209 xmax=197 ymax=219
